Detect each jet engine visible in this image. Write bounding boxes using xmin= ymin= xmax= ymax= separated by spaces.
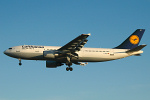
xmin=46 ymin=61 xmax=63 ymax=68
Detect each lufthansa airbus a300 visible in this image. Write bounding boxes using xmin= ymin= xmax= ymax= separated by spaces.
xmin=4 ymin=29 xmax=146 ymax=71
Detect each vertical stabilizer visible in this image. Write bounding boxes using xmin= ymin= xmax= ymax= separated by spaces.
xmin=115 ymin=29 xmax=145 ymax=49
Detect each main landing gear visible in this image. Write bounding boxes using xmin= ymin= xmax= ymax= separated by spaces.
xmin=66 ymin=62 xmax=73 ymax=71
xmin=18 ymin=59 xmax=22 ymax=66
xmin=65 ymin=56 xmax=73 ymax=71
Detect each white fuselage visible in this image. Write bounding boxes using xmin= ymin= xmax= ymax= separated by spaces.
xmin=4 ymin=45 xmax=143 ymax=62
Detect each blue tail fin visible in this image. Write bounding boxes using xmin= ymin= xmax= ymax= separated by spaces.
xmin=115 ymin=29 xmax=145 ymax=49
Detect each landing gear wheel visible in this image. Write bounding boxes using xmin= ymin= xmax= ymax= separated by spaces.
xmin=66 ymin=67 xmax=69 ymax=71
xmin=66 ymin=67 xmax=73 ymax=71
xmin=19 ymin=63 xmax=22 ymax=66
xmin=69 ymin=67 xmax=73 ymax=71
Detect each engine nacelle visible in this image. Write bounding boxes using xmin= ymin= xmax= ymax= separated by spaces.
xmin=46 ymin=61 xmax=63 ymax=68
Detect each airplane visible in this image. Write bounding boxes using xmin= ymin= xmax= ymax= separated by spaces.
xmin=4 ymin=29 xmax=146 ymax=71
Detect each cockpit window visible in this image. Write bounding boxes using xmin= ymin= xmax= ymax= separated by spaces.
xmin=9 ymin=48 xmax=12 ymax=49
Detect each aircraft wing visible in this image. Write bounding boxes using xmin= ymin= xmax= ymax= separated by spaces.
xmin=58 ymin=34 xmax=91 ymax=53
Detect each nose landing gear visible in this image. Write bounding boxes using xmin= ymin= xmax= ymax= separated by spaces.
xmin=18 ymin=59 xmax=22 ymax=66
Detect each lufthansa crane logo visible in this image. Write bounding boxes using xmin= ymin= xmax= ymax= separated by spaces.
xmin=129 ymin=35 xmax=139 ymax=45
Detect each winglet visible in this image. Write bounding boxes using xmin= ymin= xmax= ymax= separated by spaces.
xmin=87 ymin=33 xmax=91 ymax=36
xmin=82 ymin=33 xmax=91 ymax=36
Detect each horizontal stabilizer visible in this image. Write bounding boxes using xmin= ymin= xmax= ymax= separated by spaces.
xmin=126 ymin=44 xmax=147 ymax=53
xmin=134 ymin=54 xmax=141 ymax=56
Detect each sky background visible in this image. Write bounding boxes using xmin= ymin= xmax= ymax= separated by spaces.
xmin=0 ymin=0 xmax=150 ymax=100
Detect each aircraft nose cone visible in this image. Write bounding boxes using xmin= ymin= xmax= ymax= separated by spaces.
xmin=4 ymin=50 xmax=8 ymax=55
